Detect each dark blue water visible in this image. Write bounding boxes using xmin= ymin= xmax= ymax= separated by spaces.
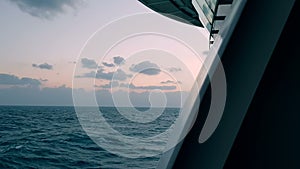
xmin=0 ymin=106 xmax=179 ymax=169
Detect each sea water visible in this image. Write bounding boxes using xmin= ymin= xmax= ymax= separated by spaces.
xmin=0 ymin=106 xmax=179 ymax=169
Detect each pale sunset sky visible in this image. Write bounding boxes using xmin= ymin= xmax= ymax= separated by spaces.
xmin=0 ymin=0 xmax=209 ymax=106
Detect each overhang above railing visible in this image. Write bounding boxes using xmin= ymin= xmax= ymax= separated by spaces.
xmin=138 ymin=0 xmax=203 ymax=27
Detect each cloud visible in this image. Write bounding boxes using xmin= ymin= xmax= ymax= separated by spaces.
xmin=68 ymin=61 xmax=76 ymax=64
xmin=96 ymin=81 xmax=119 ymax=89
xmin=96 ymin=69 xmax=131 ymax=81
xmin=0 ymin=73 xmax=41 ymax=86
xmin=167 ymin=67 xmax=182 ymax=72
xmin=75 ymin=71 xmax=96 ymax=78
xmin=39 ymin=78 xmax=48 ymax=82
xmin=113 ymin=56 xmax=125 ymax=65
xmin=160 ymin=80 xmax=182 ymax=84
xmin=8 ymin=0 xmax=85 ymax=20
xmin=76 ymin=69 xmax=131 ymax=81
xmin=130 ymin=61 xmax=161 ymax=75
xmin=120 ymin=83 xmax=176 ymax=91
xmin=32 ymin=63 xmax=53 ymax=70
xmin=102 ymin=62 xmax=115 ymax=67
xmin=81 ymin=58 xmax=98 ymax=69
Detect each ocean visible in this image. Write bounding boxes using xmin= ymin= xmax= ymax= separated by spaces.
xmin=0 ymin=106 xmax=179 ymax=169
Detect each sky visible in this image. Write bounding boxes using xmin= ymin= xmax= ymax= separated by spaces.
xmin=0 ymin=0 xmax=209 ymax=106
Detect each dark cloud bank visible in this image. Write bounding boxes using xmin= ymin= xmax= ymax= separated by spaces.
xmin=0 ymin=73 xmax=187 ymax=107
xmin=0 ymin=85 xmax=187 ymax=107
xmin=98 ymin=81 xmax=177 ymax=91
xmin=0 ymin=73 xmax=41 ymax=86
